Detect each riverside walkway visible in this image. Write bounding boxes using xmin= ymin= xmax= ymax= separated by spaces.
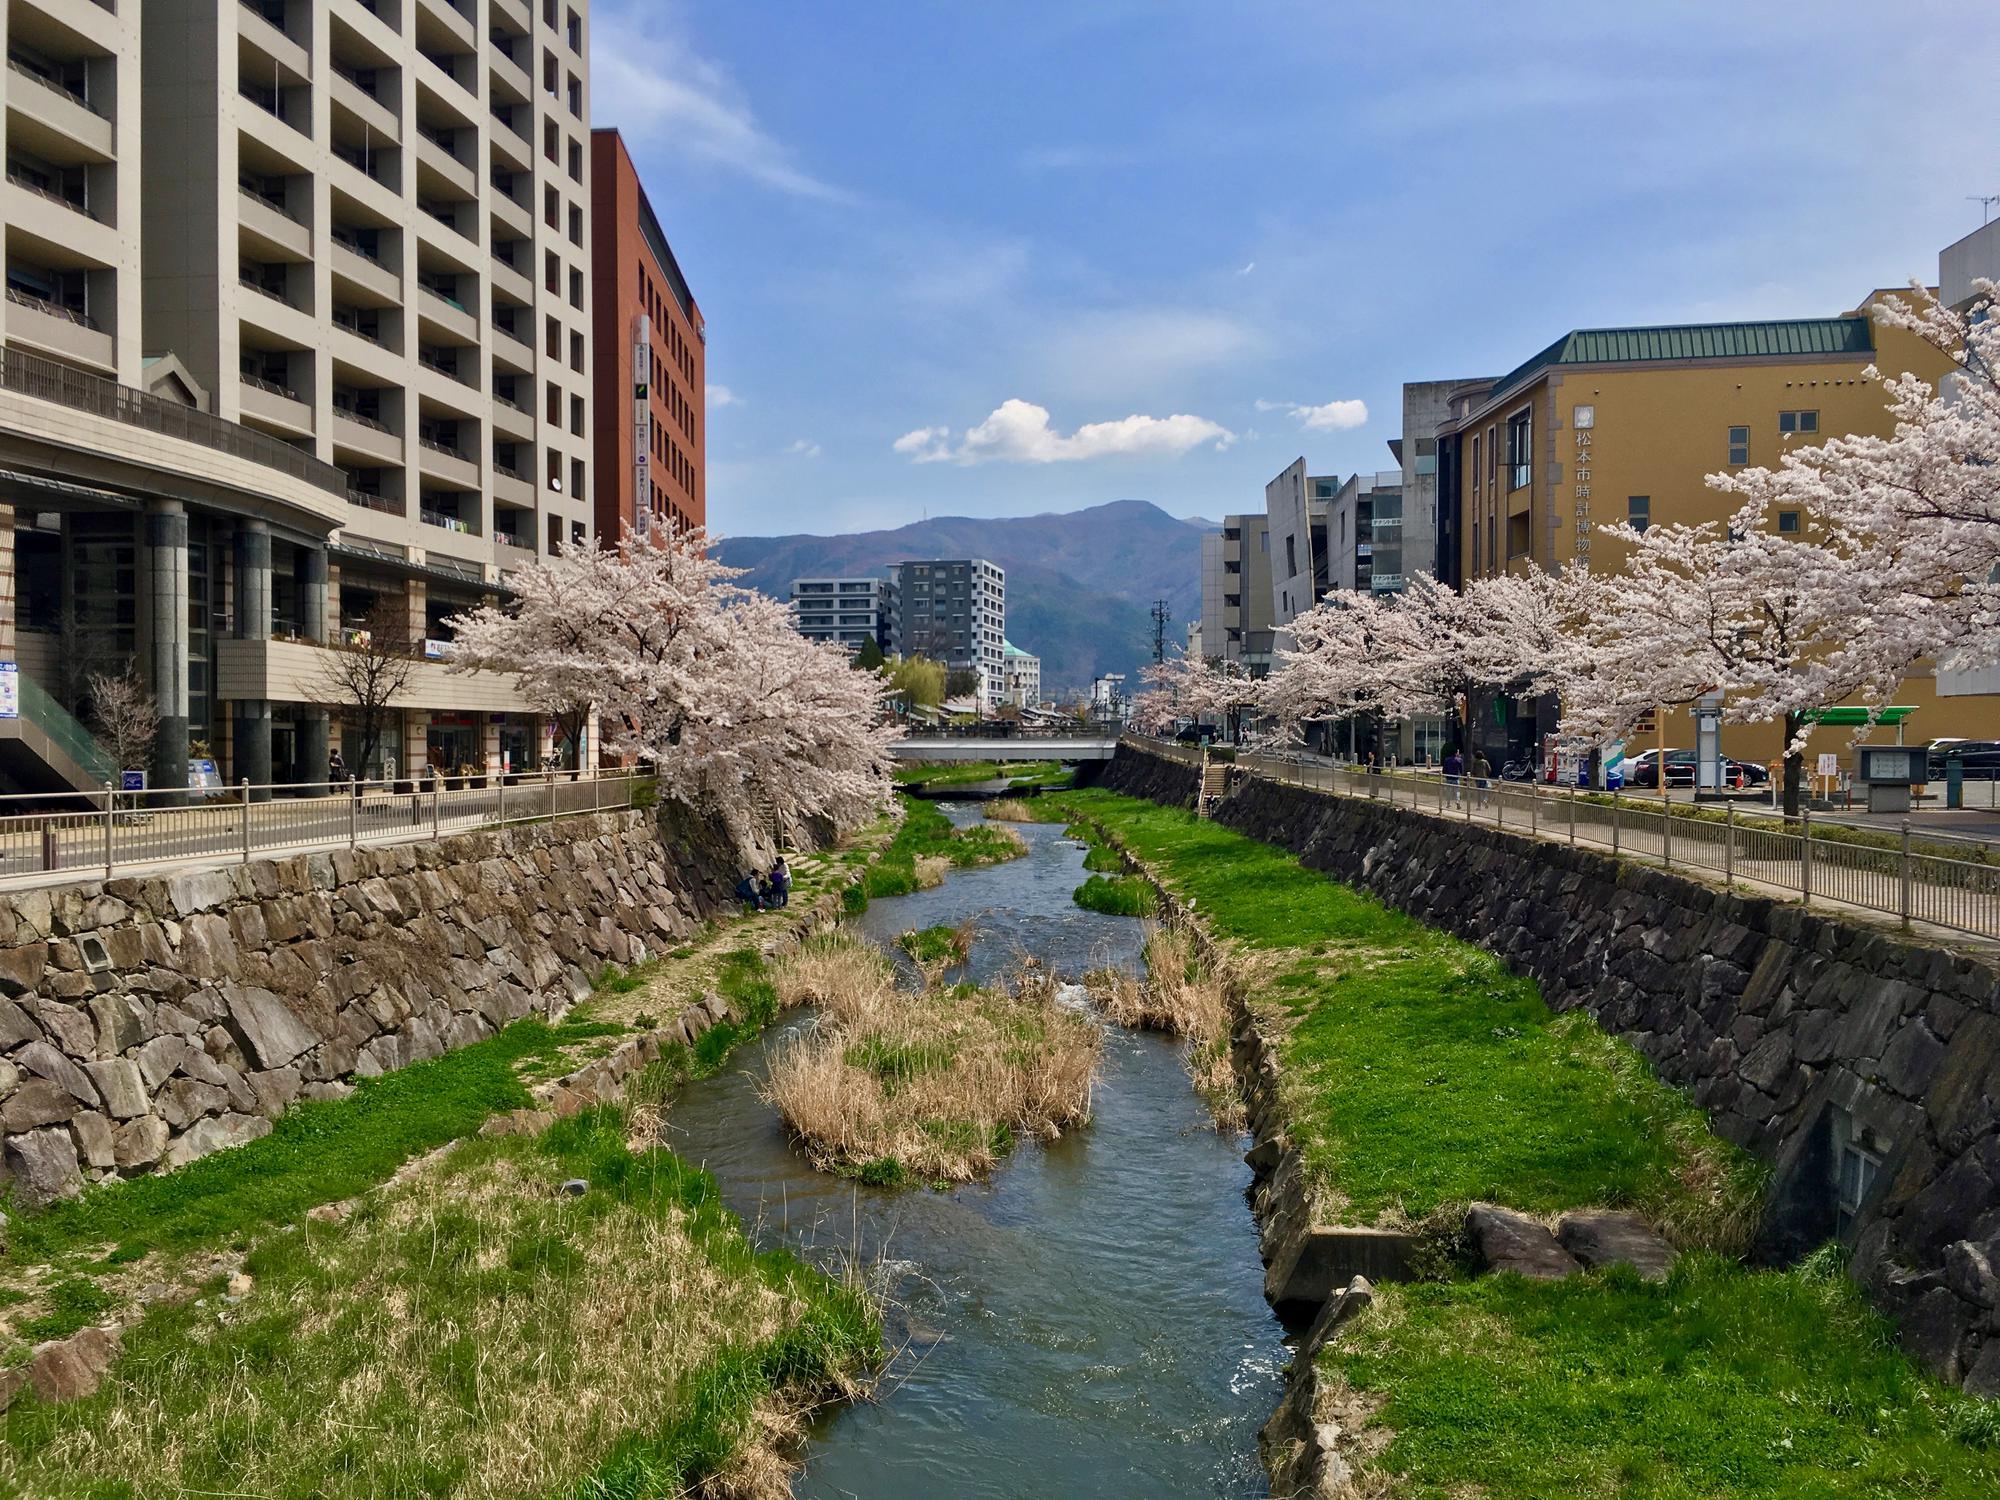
xmin=1131 ymin=736 xmax=2000 ymax=946
xmin=0 ymin=772 xmax=646 ymax=891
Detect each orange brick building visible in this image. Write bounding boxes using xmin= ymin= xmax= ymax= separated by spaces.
xmin=589 ymin=129 xmax=705 ymax=542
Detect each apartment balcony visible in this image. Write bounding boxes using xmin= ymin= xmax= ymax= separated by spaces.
xmin=237 ymin=187 xmax=312 ymax=261
xmin=414 ymin=0 xmax=477 ymax=55
xmin=417 ymin=436 xmax=479 ymax=489
xmin=236 ymin=279 xmax=317 ymax=346
xmin=490 ymin=0 xmax=532 ymax=38
xmin=346 ymin=486 xmax=404 ymax=520
xmin=331 ymin=405 xmax=404 ymax=465
xmin=330 ymin=67 xmax=400 ymax=144
xmin=416 ymin=282 xmax=478 ymax=345
xmin=331 ymin=314 xmax=403 ymax=378
xmin=492 ymin=462 xmax=532 ymax=508
xmin=489 ymin=251 xmax=531 ymax=304
xmin=490 ymin=392 xmax=534 ymax=439
xmin=332 ymin=0 xmax=399 ymax=50
xmin=238 ymin=372 xmax=315 ymax=439
xmin=4 ymin=60 xmax=114 ymax=163
xmin=487 ymin=103 xmax=531 ymax=159
xmin=415 ymin=197 xmax=477 ymax=255
xmin=489 ymin=322 xmax=532 ymax=374
xmin=331 ymin=236 xmax=401 ymax=305
xmin=414 ymin=128 xmax=477 ymax=202
xmin=236 ymin=84 xmax=312 ymax=159
xmin=488 ymin=45 xmax=530 ymax=105
xmin=415 ymin=353 xmax=481 ymax=412
xmin=236 ymin=5 xmax=312 ymax=85
xmin=330 ymin=143 xmax=402 ymax=215
xmin=216 ymin=636 xmax=531 ymax=713
xmin=4 ymin=176 xmax=117 ymax=267
xmin=489 ymin=187 xmax=530 ymax=241
xmin=493 ymin=530 xmax=535 ymax=570
xmin=4 ymin=288 xmax=112 ymax=372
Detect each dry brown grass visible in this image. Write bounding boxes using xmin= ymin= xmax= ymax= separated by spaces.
xmin=913 ymin=852 xmax=954 ymax=888
xmin=764 ymin=959 xmax=1101 ymax=1183
xmin=1080 ymin=922 xmax=1242 ymax=1128
xmin=772 ymin=934 xmax=899 ymax=1024
xmin=981 ymin=798 xmax=1039 ymax=822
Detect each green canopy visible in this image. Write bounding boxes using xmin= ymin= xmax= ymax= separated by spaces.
xmin=1800 ymin=706 xmax=1917 ymax=726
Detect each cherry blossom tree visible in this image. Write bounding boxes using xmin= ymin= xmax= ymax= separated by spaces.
xmin=449 ymin=524 xmax=897 ymax=851
xmin=1129 ymin=650 xmax=1255 ymax=736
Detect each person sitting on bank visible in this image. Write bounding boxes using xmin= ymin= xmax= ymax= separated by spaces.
xmin=735 ymin=873 xmax=766 ymax=911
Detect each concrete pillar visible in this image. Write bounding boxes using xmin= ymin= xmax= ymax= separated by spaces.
xmin=407 ymin=709 xmax=432 ymax=780
xmin=296 ymin=544 xmax=331 ymax=787
xmin=232 ymin=520 xmax=273 ymax=797
xmin=483 ymin=716 xmax=501 ymax=777
xmin=143 ymin=500 xmax=189 ymax=795
xmin=0 ymin=506 xmax=15 ymax=665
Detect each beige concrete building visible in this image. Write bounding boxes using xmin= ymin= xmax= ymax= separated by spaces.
xmin=0 ymin=0 xmax=596 ymax=794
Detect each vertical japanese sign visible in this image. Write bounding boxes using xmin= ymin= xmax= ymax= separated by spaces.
xmin=1572 ymin=404 xmax=1596 ymax=570
xmin=632 ymin=313 xmax=653 ymax=537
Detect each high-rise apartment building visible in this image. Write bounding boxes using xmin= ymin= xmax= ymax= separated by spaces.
xmin=0 ymin=0 xmax=598 ymax=794
xmin=1198 ymin=513 xmax=1274 ymax=673
xmin=891 ymin=558 xmax=1006 ymax=709
xmin=790 ymin=577 xmax=894 ymax=653
xmin=589 ymin=127 xmax=702 ymax=542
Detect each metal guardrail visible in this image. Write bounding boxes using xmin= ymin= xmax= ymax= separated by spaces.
xmin=0 ymin=346 xmax=349 ymax=495
xmin=1126 ymin=736 xmax=2000 ymax=943
xmin=0 ymin=770 xmax=646 ymax=889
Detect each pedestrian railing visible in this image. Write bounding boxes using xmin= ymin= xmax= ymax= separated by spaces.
xmin=0 ymin=770 xmax=648 ymax=889
xmin=1125 ymin=736 xmax=2000 ymax=943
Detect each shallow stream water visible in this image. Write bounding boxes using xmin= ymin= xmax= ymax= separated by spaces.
xmin=660 ymin=806 xmax=1286 ymax=1498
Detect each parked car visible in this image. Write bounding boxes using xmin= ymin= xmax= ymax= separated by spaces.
xmin=1928 ymin=740 xmax=2000 ymax=781
xmin=1625 ymin=749 xmax=1697 ymax=789
xmin=1725 ymin=757 xmax=1770 ymax=787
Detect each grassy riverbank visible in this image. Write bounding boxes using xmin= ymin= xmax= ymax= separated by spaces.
xmin=0 ymin=826 xmax=894 ymax=1494
xmin=1055 ymin=788 xmax=2000 ymax=1495
xmin=0 ymin=1105 xmax=878 ymax=1497
xmin=854 ymin=797 xmax=1027 ymax=906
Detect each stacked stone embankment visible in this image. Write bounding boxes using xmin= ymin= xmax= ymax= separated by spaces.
xmin=1101 ymin=744 xmax=2000 ymax=1393
xmin=0 ymin=804 xmax=752 ymax=1206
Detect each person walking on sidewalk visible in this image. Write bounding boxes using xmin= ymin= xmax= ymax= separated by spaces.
xmin=1473 ymin=749 xmax=1493 ymax=809
xmin=1443 ymin=747 xmax=1465 ymax=804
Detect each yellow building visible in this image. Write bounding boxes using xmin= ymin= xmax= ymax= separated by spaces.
xmin=1436 ymin=295 xmax=1993 ymax=768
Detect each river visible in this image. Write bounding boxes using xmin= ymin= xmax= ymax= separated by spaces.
xmin=659 ymin=805 xmax=1287 ymax=1498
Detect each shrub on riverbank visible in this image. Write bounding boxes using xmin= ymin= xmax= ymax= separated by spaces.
xmin=898 ymin=921 xmax=975 ymax=972
xmin=0 ymin=1107 xmax=880 ymax=1498
xmin=981 ymin=797 xmax=1037 ymax=822
xmin=863 ymin=798 xmax=1027 ymax=899
xmin=1073 ymin=873 xmax=1158 ymax=917
xmin=764 ymin=953 xmax=1100 ymax=1183
xmin=1083 ymin=923 xmax=1237 ymax=1125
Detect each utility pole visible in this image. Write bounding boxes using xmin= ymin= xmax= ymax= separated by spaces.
xmin=1150 ymin=598 xmax=1171 ymax=665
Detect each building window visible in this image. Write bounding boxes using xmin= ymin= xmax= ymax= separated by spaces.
xmin=569 ymin=330 xmax=584 ymax=372
xmin=568 ymin=267 xmax=583 ymax=309
xmin=1506 ymin=408 xmax=1532 ymax=490
xmin=1627 ymin=495 xmax=1650 ymax=533
xmin=1728 ymin=425 xmax=1749 ymax=465
xmin=566 ymin=8 xmax=582 ymax=50
xmin=571 ymin=457 xmax=585 ymax=498
xmin=570 ymin=394 xmax=584 ymax=436
xmin=1779 ymin=410 xmax=1819 ymax=435
xmin=568 ymin=203 xmax=583 ymax=246
xmin=1778 ymin=509 xmax=1802 ymax=534
xmin=1285 ymin=534 xmax=1297 ymax=578
xmin=568 ymin=139 xmax=583 ymax=183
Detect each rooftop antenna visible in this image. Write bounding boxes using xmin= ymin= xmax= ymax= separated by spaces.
xmin=1970 ymin=194 xmax=2000 ymax=226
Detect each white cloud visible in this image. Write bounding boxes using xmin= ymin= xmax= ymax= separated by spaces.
xmin=1257 ymin=397 xmax=1370 ymax=431
xmin=1237 ymin=261 xmax=1257 ymax=276
xmin=787 ymin=439 xmax=822 ymax=458
xmin=894 ymin=399 xmax=1234 ymax=466
xmin=706 ymin=384 xmax=741 ymax=409
xmin=590 ymin=6 xmax=846 ymax=202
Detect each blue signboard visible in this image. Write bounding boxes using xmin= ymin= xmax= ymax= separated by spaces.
xmin=188 ymin=757 xmax=223 ymax=793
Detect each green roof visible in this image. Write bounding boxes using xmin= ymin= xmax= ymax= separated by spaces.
xmin=1490 ymin=316 xmax=1875 ymax=402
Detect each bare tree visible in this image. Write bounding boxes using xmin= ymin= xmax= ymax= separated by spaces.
xmin=86 ymin=667 xmax=160 ymax=776
xmin=313 ymin=596 xmax=417 ymax=782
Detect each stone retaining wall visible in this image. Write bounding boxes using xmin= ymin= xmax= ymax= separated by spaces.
xmin=1101 ymin=745 xmax=2000 ymax=1394
xmin=0 ymin=804 xmax=753 ymax=1206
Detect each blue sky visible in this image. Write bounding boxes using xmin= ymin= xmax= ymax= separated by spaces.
xmin=591 ymin=1 xmax=2000 ymax=539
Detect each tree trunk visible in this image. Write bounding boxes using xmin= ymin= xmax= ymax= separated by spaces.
xmin=1782 ymin=710 xmax=1804 ymax=818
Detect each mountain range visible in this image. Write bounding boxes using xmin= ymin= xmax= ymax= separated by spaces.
xmin=716 ymin=499 xmax=1208 ymax=693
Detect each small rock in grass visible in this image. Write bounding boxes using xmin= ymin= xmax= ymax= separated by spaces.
xmin=1466 ymin=1202 xmax=1579 ymax=1280
xmin=558 ymin=1178 xmax=588 ymax=1198
xmin=1556 ymin=1210 xmax=1677 ymax=1282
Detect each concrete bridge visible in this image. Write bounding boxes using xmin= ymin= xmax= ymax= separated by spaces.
xmin=890 ymin=735 xmax=1121 ymax=762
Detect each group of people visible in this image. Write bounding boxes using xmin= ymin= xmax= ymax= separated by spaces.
xmin=1441 ymin=747 xmax=1496 ymax=805
xmin=735 ymin=857 xmax=792 ymax=911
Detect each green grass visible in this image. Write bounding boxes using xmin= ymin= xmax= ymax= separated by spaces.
xmin=3 ymin=1013 xmax=622 ymax=1265
xmin=1330 ymin=1251 xmax=2000 ymax=1498
xmin=1081 ymin=845 xmax=1125 ymax=873
xmin=16 ymin=1278 xmax=115 ymax=1342
xmin=897 ymin=924 xmax=969 ymax=966
xmin=0 ymin=1107 xmax=879 ymax=1498
xmin=1071 ymin=873 xmax=1158 ymax=917
xmin=649 ymin=948 xmax=782 ymax=1086
xmin=862 ymin=797 xmax=1026 ymax=899
xmin=1054 ymin=791 xmax=1762 ymax=1236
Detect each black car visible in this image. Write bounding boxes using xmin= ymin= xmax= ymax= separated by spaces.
xmin=1725 ymin=758 xmax=1770 ymax=787
xmin=1928 ymin=740 xmax=2000 ymax=781
xmin=1625 ymin=749 xmax=1697 ymax=788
